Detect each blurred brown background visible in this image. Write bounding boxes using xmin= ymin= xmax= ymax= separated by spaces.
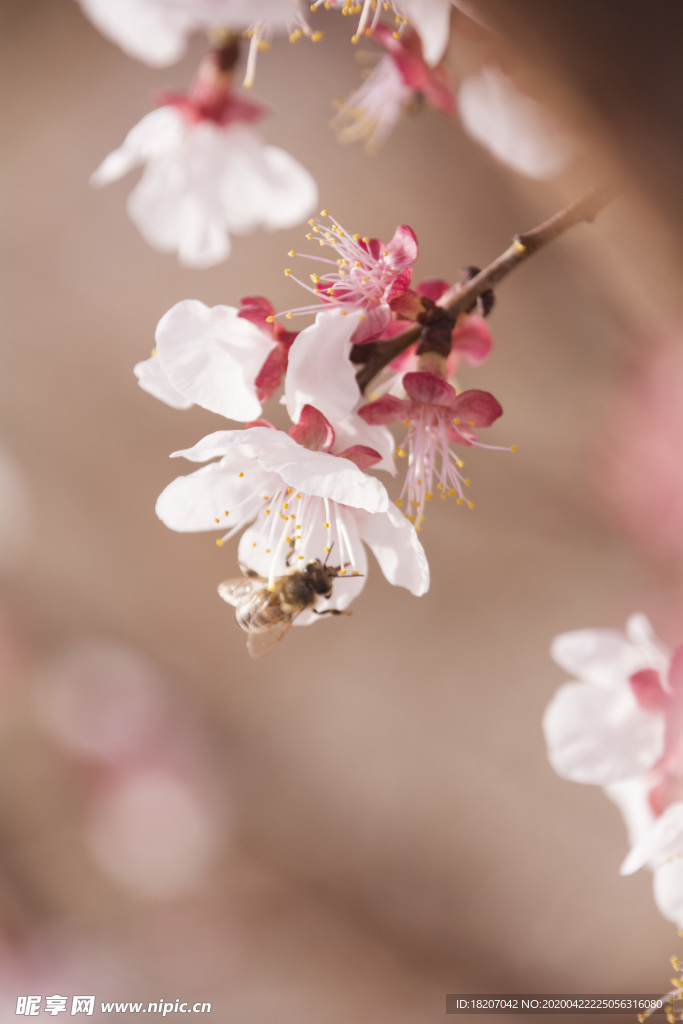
xmin=2 ymin=0 xmax=683 ymax=1019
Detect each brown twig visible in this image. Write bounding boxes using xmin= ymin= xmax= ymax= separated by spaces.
xmin=355 ymin=183 xmax=617 ymax=393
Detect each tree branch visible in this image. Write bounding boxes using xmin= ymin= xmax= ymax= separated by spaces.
xmin=355 ymin=183 xmax=617 ymax=393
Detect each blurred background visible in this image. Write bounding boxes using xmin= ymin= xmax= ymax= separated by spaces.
xmin=3 ymin=0 xmax=683 ymax=1019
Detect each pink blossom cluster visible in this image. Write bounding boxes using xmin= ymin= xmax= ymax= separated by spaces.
xmin=137 ymin=212 xmax=508 ymax=649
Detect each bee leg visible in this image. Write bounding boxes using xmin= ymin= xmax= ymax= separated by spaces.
xmin=313 ymin=608 xmax=350 ymax=617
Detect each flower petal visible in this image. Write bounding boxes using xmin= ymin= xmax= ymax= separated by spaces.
xmin=621 ymin=801 xmax=683 ymax=875
xmin=551 ymin=627 xmax=654 ymax=688
xmin=255 ymin=445 xmax=388 ymax=514
xmin=284 ymin=310 xmax=362 ymax=426
xmin=386 ymin=224 xmax=419 ymax=271
xmin=335 ymin=445 xmax=382 ymax=470
xmin=543 ymin=681 xmax=665 ymax=785
xmin=605 ymin=777 xmax=656 ymax=849
xmin=156 ymin=300 xmax=275 ymax=422
xmin=354 ymin=502 xmax=430 ymax=596
xmin=91 ymin=107 xmax=183 ymax=185
xmin=396 ymin=0 xmax=453 ymax=65
xmin=156 ymin=456 xmax=268 ymax=532
xmin=458 ymin=64 xmax=573 ymax=180
xmin=171 ymin=427 xmax=292 ymax=463
xmin=134 ymin=355 xmax=193 ymax=410
xmin=654 ymin=857 xmax=683 ymax=927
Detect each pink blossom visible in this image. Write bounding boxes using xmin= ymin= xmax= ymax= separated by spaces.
xmin=91 ymin=47 xmax=317 ymax=268
xmin=359 ymin=369 xmax=504 ymax=528
xmin=333 ymin=25 xmax=454 ymax=149
xmin=278 ymin=212 xmax=418 ymax=343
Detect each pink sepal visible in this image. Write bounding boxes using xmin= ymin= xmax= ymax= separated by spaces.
xmin=358 ymin=394 xmax=410 ymax=425
xmin=417 ymin=278 xmax=449 ymax=302
xmin=451 ymin=315 xmax=493 ymax=365
xmin=389 ymin=289 xmax=422 ymax=320
xmin=386 ymin=266 xmax=414 ymax=305
xmin=380 ymin=319 xmax=412 ymax=341
xmin=629 ymin=669 xmax=668 ymax=712
xmin=238 ymin=295 xmax=275 ymax=330
xmin=403 ymin=371 xmax=457 ymax=408
xmin=336 ymin=445 xmax=382 ymax=470
xmin=450 ymin=388 xmax=503 ymax=426
xmin=157 ymin=90 xmax=267 ymax=127
xmin=288 ymin=405 xmax=335 ymax=452
xmin=255 ymin=346 xmax=288 ymax=404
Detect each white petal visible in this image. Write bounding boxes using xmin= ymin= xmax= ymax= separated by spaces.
xmin=134 ymin=355 xmax=193 ymax=410
xmin=253 ymin=144 xmax=319 ymax=229
xmin=156 ymin=300 xmax=275 ymax=422
xmin=156 ymin=455 xmax=270 ymax=532
xmin=171 ymin=427 xmax=293 ymax=463
xmin=654 ymin=858 xmax=683 ymax=928
xmin=621 ymin=802 xmax=683 ymax=875
xmin=543 ymin=682 xmax=664 ymax=785
xmin=550 ymin=627 xmax=655 ymax=689
xmin=284 ymin=310 xmax=362 ymax=426
xmin=626 ymin=613 xmax=671 ymax=670
xmin=256 ymin=445 xmax=389 ymax=513
xmin=333 ymin=415 xmax=396 ymax=476
xmin=605 ymin=778 xmax=656 ymax=849
xmin=91 ymin=107 xmax=183 ymax=185
xmin=354 ymin=502 xmax=430 ymax=596
xmin=458 ymin=65 xmax=573 ymax=180
xmin=399 ymin=0 xmax=452 ymax=65
xmin=78 ymin=0 xmax=195 ymax=66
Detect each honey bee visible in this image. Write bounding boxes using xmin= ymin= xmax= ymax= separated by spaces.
xmin=218 ymin=558 xmax=347 ymax=658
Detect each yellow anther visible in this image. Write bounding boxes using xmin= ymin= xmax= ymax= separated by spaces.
xmin=238 ymin=471 xmax=244 ymax=477
xmin=448 ymin=489 xmax=456 ymax=496
xmin=325 ymin=522 xmax=330 ymax=528
xmin=214 ymin=517 xmax=220 ymax=523
xmin=298 ymin=555 xmax=304 ymax=560
xmin=437 ymin=483 xmax=443 ymax=490
xmin=289 ymin=29 xmax=302 ymax=41
xmin=454 ymin=417 xmax=460 ymax=425
xmin=470 ymin=420 xmax=476 ymax=427
xmin=310 ymin=273 xmax=320 ymax=283
xmin=306 ymin=233 xmax=314 ymax=240
xmin=297 ymin=492 xmax=302 ymax=498
xmin=265 ymin=548 xmax=271 ymax=553
xmin=457 ymin=498 xmax=464 ymax=505
xmin=512 ymin=237 xmax=527 ymax=254
xmin=216 ymin=538 xmax=224 ymax=547
xmin=456 ymin=458 xmax=464 ymax=468
xmin=510 ymin=445 xmax=518 ymax=452
xmin=353 ymin=233 xmax=360 ymax=240
xmin=320 ymin=208 xmax=328 ymax=216
xmin=396 ymin=498 xmax=402 ymax=507
xmin=362 ymin=236 xmax=370 ymax=243
xmin=252 ymin=541 xmax=257 ymax=547
xmin=150 ymin=347 xmax=157 ymax=357
xmin=468 ymin=501 xmax=475 ymax=509
xmin=286 ymin=537 xmax=291 ymax=543
xmin=325 ymin=546 xmax=330 ymax=553
xmin=340 ymin=569 xmax=347 ymax=575
xmin=396 ymin=448 xmax=406 ymax=457
xmin=354 ymin=260 xmax=362 ymax=267
xmin=403 ymin=418 xmax=410 ymax=427
xmin=362 ymin=277 xmax=369 ymax=284
xmin=312 ymin=30 xmax=323 ymax=41
xmin=359 ymin=315 xmax=366 ymax=320
xmin=351 ymin=33 xmax=360 ymax=42
xmin=283 ymin=502 xmax=289 ymax=509
xmin=224 ymin=511 xmax=229 ymax=516
xmin=284 ymin=268 xmax=292 ymax=276
xmin=352 ymin=570 xmax=360 ymax=576
xmin=266 ymin=315 xmax=275 ymax=323
xmin=285 ymin=313 xmax=293 ymax=319
xmin=287 ymin=487 xmax=293 ymax=493
xmin=464 ymin=478 xmax=471 ymax=486
xmin=308 ymin=218 xmax=315 ymax=225
xmin=382 ymin=250 xmax=388 ymax=258
xmin=288 ymin=249 xmax=296 ymax=257
xmin=441 ymin=493 xmax=447 ymax=500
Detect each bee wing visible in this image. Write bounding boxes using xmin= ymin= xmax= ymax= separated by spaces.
xmin=246 ymin=610 xmax=299 ymax=659
xmin=218 ymin=576 xmax=267 ymax=607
